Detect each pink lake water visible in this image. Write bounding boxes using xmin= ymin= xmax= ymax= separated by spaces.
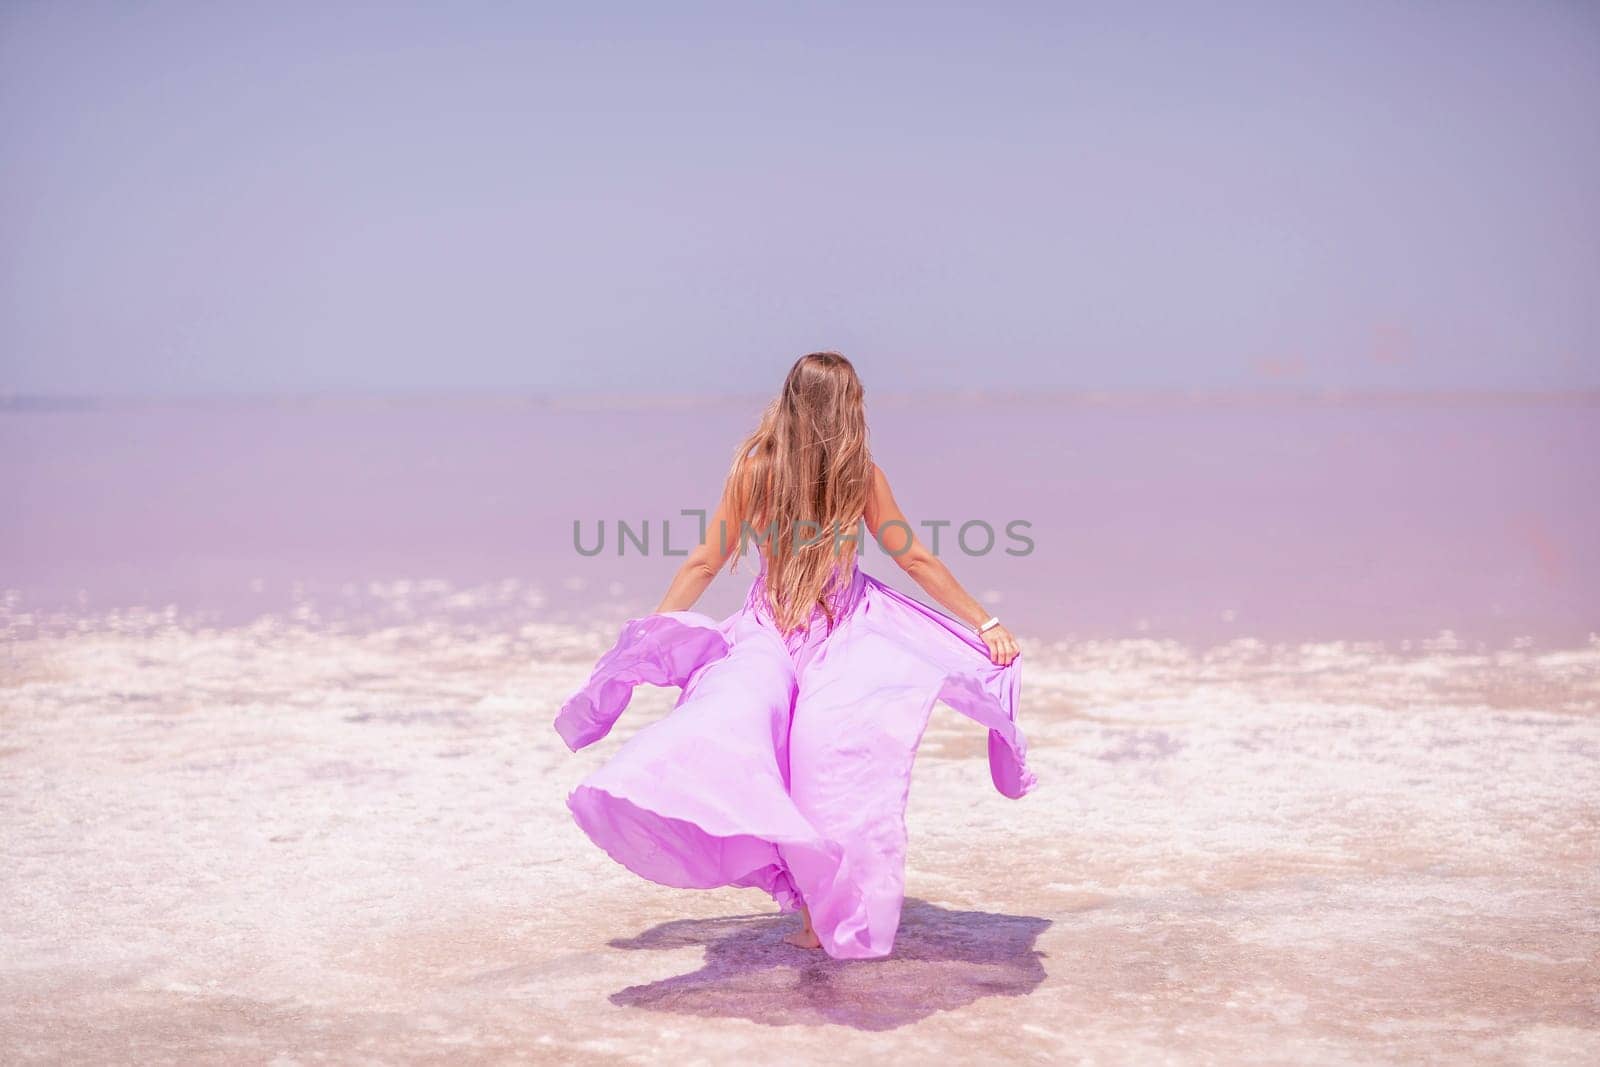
xmin=2 ymin=392 xmax=1595 ymax=648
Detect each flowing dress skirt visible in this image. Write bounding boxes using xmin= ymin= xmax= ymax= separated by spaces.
xmin=554 ymin=562 xmax=1036 ymax=960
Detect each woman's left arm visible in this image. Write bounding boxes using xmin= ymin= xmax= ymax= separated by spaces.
xmin=654 ymin=481 xmax=740 ymax=613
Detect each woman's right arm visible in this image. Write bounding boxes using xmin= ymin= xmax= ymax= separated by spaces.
xmin=863 ymin=462 xmax=1020 ymax=666
xmin=654 ymin=477 xmax=739 ymax=614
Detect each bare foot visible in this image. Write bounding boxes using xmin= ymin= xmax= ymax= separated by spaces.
xmin=783 ymin=926 xmax=822 ymax=950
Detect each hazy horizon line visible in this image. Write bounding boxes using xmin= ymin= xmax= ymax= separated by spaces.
xmin=3 ymin=385 xmax=1599 ymax=414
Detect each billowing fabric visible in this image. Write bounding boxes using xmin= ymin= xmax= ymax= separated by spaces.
xmin=554 ymin=558 xmax=1036 ymax=960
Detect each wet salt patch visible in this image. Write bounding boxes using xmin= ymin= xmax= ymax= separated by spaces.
xmin=1041 ymin=881 xmax=1120 ymax=894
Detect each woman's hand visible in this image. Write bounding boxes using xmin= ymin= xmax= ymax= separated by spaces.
xmin=980 ymin=623 xmax=1020 ymax=666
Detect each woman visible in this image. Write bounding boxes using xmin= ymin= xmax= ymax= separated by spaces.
xmin=555 ymin=351 xmax=1036 ymax=959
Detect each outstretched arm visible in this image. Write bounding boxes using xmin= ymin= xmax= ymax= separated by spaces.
xmin=864 ymin=462 xmax=1020 ymax=666
xmin=654 ymin=478 xmax=740 ymax=614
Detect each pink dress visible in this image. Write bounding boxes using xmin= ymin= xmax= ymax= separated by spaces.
xmin=554 ymin=555 xmax=1037 ymax=960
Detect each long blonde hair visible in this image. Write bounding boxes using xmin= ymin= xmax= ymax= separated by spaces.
xmin=722 ymin=351 xmax=873 ymax=634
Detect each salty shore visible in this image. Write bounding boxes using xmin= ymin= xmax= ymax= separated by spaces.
xmin=2 ymin=594 xmax=1596 ymax=1064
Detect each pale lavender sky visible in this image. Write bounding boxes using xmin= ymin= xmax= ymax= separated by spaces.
xmin=1 ymin=1 xmax=1596 ymax=396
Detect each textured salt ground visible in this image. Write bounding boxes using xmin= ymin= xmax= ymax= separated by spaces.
xmin=1 ymin=592 xmax=1598 ymax=1065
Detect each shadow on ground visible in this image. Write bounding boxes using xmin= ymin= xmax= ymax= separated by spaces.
xmin=606 ymin=897 xmax=1052 ymax=1029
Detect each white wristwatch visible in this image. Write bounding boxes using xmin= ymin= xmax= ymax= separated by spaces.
xmin=977 ymin=615 xmax=1001 ymax=635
